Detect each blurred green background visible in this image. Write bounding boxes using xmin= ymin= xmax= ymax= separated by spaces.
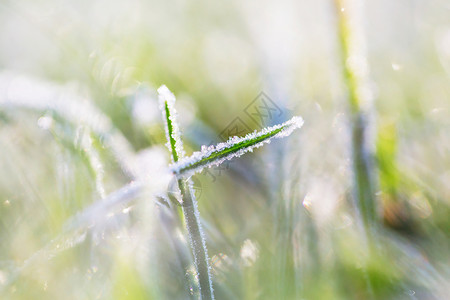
xmin=0 ymin=0 xmax=449 ymax=299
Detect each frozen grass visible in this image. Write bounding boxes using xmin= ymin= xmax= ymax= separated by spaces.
xmin=171 ymin=116 xmax=303 ymax=177
xmin=158 ymin=85 xmax=214 ymax=300
xmin=158 ymin=85 xmax=302 ymax=299
xmin=0 ymin=1 xmax=449 ymax=299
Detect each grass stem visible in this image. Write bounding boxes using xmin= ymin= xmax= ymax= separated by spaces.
xmin=334 ymin=0 xmax=378 ymax=234
xmin=159 ymin=86 xmax=214 ymax=299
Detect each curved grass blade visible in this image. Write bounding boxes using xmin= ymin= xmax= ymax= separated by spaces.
xmin=171 ymin=116 xmax=304 ymax=177
xmin=0 ymin=72 xmax=137 ymax=179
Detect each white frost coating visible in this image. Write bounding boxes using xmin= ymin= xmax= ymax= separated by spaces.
xmin=171 ymin=115 xmax=304 ymax=176
xmin=157 ymin=85 xmax=186 ymax=161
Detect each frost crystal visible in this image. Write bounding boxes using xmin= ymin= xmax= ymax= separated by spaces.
xmin=158 ymin=85 xmax=186 ymax=162
xmin=171 ymin=116 xmax=304 ymax=177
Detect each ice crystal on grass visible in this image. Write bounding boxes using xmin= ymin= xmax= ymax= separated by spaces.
xmin=158 ymin=85 xmax=185 ymax=162
xmin=171 ymin=116 xmax=304 ymax=177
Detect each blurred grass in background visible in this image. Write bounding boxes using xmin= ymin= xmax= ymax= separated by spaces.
xmin=0 ymin=0 xmax=449 ymax=299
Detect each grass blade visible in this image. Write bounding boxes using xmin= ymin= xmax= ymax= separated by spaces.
xmin=171 ymin=116 xmax=304 ymax=177
xmin=158 ymin=85 xmax=215 ymax=300
xmin=334 ymin=0 xmax=377 ymax=232
xmin=158 ymin=85 xmax=185 ymax=162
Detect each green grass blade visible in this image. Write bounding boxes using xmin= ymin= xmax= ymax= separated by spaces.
xmin=158 ymin=85 xmax=215 ymax=300
xmin=158 ymin=85 xmax=185 ymax=162
xmin=334 ymin=0 xmax=377 ymax=231
xmin=171 ymin=116 xmax=304 ymax=177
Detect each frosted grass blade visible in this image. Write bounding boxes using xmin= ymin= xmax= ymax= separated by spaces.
xmin=158 ymin=85 xmax=214 ymax=300
xmin=171 ymin=116 xmax=304 ymax=177
xmin=158 ymin=85 xmax=185 ymax=162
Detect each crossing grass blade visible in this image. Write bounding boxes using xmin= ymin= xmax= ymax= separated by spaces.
xmin=170 ymin=116 xmax=304 ymax=177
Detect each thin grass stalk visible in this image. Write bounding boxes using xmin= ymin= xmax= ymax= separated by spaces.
xmin=178 ymin=179 xmax=213 ymax=299
xmin=333 ymin=0 xmax=378 ymax=235
xmin=334 ymin=0 xmax=378 ymax=298
xmin=270 ymin=144 xmax=295 ymax=299
xmin=158 ymin=86 xmax=214 ymax=300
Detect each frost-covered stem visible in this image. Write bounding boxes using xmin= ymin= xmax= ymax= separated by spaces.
xmin=158 ymin=86 xmax=214 ymax=300
xmin=178 ymin=179 xmax=214 ymax=300
xmin=334 ymin=0 xmax=378 ymax=233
